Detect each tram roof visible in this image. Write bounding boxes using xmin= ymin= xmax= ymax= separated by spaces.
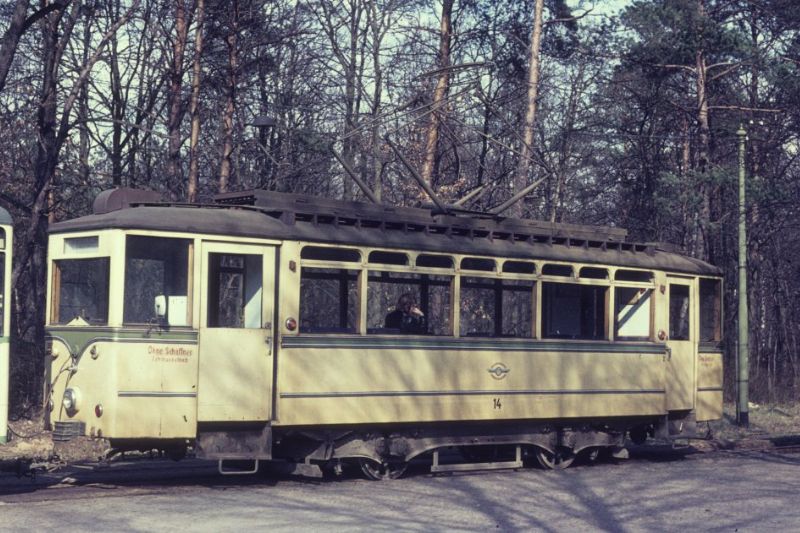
xmin=0 ymin=206 xmax=11 ymax=226
xmin=49 ymin=189 xmax=721 ymax=276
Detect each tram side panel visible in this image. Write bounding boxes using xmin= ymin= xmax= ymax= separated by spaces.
xmin=275 ymin=339 xmax=667 ymax=427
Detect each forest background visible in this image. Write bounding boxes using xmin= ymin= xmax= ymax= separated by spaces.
xmin=0 ymin=0 xmax=798 ymax=413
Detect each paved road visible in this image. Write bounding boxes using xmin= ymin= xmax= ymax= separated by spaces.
xmin=1 ymin=447 xmax=799 ymax=532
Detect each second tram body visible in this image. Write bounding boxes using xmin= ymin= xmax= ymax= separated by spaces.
xmin=0 ymin=207 xmax=12 ymax=444
xmin=45 ymin=189 xmax=723 ymax=473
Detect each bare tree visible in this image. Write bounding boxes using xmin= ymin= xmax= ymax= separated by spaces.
xmin=511 ymin=0 xmax=545 ymax=218
xmin=419 ymin=0 xmax=454 ymax=187
xmin=187 ymin=0 xmax=205 ymax=202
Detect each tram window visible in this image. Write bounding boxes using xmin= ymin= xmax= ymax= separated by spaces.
xmin=300 ymin=267 xmax=358 ymax=333
xmin=615 ymin=287 xmax=652 ymax=340
xmin=64 ymin=236 xmax=99 ymax=254
xmin=699 ymin=279 xmax=721 ymax=342
xmin=503 ymin=261 xmax=535 ymax=275
xmin=124 ymin=236 xmax=192 ymax=326
xmin=541 ymin=283 xmax=607 ymax=340
xmin=207 ymin=253 xmax=263 ymax=328
xmin=0 ymin=251 xmax=4 ymax=337
xmin=580 ymin=267 xmax=608 ymax=280
xmin=301 ymin=246 xmax=360 ymax=263
xmin=542 ymin=264 xmax=573 ymax=277
xmin=52 ymin=258 xmax=110 ymax=325
xmin=368 ymin=251 xmax=408 ymax=266
xmin=615 ymin=270 xmax=653 ymax=283
xmin=460 ymin=277 xmax=534 ymax=337
xmin=669 ymin=284 xmax=691 ymax=341
xmin=461 ymin=257 xmax=495 ymax=272
xmin=367 ymin=271 xmax=451 ymax=335
xmin=417 ymin=254 xmax=453 ymax=269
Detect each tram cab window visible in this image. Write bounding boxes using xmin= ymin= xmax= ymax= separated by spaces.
xmin=367 ymin=271 xmax=451 ymax=335
xmin=699 ymin=279 xmax=721 ymax=343
xmin=460 ymin=277 xmax=534 ymax=337
xmin=669 ymin=284 xmax=691 ymax=341
xmin=541 ymin=283 xmax=607 ymax=340
xmin=615 ymin=287 xmax=652 ymax=340
xmin=206 ymin=253 xmax=263 ymax=328
xmin=52 ymin=257 xmax=110 ymax=325
xmin=124 ymin=236 xmax=192 ymax=326
xmin=300 ymin=267 xmax=359 ymax=333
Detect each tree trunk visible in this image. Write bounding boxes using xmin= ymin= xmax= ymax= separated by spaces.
xmin=511 ymin=0 xmax=545 ymax=218
xmin=0 ymin=0 xmax=30 ymax=94
xmin=420 ymin=0 xmax=454 ymax=187
xmin=187 ymin=0 xmax=204 ymax=203
xmin=167 ymin=0 xmax=189 ymax=194
xmin=368 ymin=1 xmax=384 ymax=202
xmin=218 ymin=0 xmax=239 ymax=193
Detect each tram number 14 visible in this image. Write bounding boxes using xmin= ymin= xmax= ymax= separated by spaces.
xmin=493 ymin=398 xmax=502 ymax=410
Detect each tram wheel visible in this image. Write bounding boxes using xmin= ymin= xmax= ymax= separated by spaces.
xmin=535 ymin=447 xmax=575 ymax=470
xmin=358 ymin=458 xmax=408 ymax=480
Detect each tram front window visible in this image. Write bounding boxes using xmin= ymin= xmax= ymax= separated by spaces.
xmin=52 ymin=258 xmax=110 ymax=325
xmin=124 ymin=236 xmax=192 ymax=326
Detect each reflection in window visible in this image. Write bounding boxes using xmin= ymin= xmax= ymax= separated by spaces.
xmin=460 ymin=278 xmax=533 ymax=337
xmin=367 ymin=271 xmax=451 ymax=335
xmin=300 ymin=267 xmax=358 ymax=333
xmin=53 ymin=258 xmax=110 ymax=325
xmin=615 ymin=287 xmax=652 ymax=340
xmin=542 ymin=283 xmax=606 ymax=339
xmin=124 ymin=236 xmax=192 ymax=325
xmin=669 ymin=284 xmax=691 ymax=340
xmin=208 ymin=253 xmax=263 ymax=328
xmin=699 ymin=279 xmax=721 ymax=342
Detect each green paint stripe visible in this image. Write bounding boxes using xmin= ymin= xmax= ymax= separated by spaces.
xmin=47 ymin=326 xmax=198 ymax=341
xmin=282 ymin=336 xmax=664 ymax=354
xmin=281 ymin=388 xmax=666 ymax=399
xmin=47 ymin=327 xmax=198 ymax=357
xmin=0 ymin=337 xmax=8 ymax=345
xmin=698 ymin=387 xmax=723 ymax=392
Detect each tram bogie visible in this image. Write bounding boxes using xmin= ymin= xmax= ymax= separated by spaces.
xmin=44 ymin=188 xmax=724 ymax=477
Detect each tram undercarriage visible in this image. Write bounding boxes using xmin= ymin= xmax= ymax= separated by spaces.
xmin=101 ymin=413 xmax=699 ymax=479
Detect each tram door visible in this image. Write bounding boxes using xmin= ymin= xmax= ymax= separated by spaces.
xmin=197 ymin=242 xmax=276 ymax=422
xmin=665 ymin=277 xmax=695 ymax=411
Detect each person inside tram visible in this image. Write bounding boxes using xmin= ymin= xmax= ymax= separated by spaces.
xmin=385 ymin=293 xmax=427 ymax=334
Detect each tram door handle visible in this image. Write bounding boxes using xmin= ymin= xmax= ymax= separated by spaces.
xmin=264 ymin=322 xmax=272 ymax=356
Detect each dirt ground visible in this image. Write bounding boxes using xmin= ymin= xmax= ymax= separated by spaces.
xmin=2 ymin=402 xmax=799 ymax=465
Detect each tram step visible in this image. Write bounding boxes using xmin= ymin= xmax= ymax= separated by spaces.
xmin=431 ymin=447 xmax=523 ymax=473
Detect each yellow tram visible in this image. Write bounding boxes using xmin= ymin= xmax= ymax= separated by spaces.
xmin=45 ymin=189 xmax=723 ymax=477
xmin=0 ymin=207 xmax=11 ymax=444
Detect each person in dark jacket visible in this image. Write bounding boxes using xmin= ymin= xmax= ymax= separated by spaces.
xmin=385 ymin=293 xmax=426 ymax=334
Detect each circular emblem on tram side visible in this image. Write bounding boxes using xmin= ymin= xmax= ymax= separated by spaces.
xmin=488 ymin=362 xmax=510 ymax=380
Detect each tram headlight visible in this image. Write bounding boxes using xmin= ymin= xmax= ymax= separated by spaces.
xmin=62 ymin=388 xmax=81 ymax=415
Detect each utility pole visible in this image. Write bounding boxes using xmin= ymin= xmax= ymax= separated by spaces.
xmin=736 ymin=125 xmax=749 ymax=427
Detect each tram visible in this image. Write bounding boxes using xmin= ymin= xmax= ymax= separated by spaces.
xmin=45 ymin=188 xmax=723 ymax=477
xmin=1 ymin=207 xmax=12 ymax=445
